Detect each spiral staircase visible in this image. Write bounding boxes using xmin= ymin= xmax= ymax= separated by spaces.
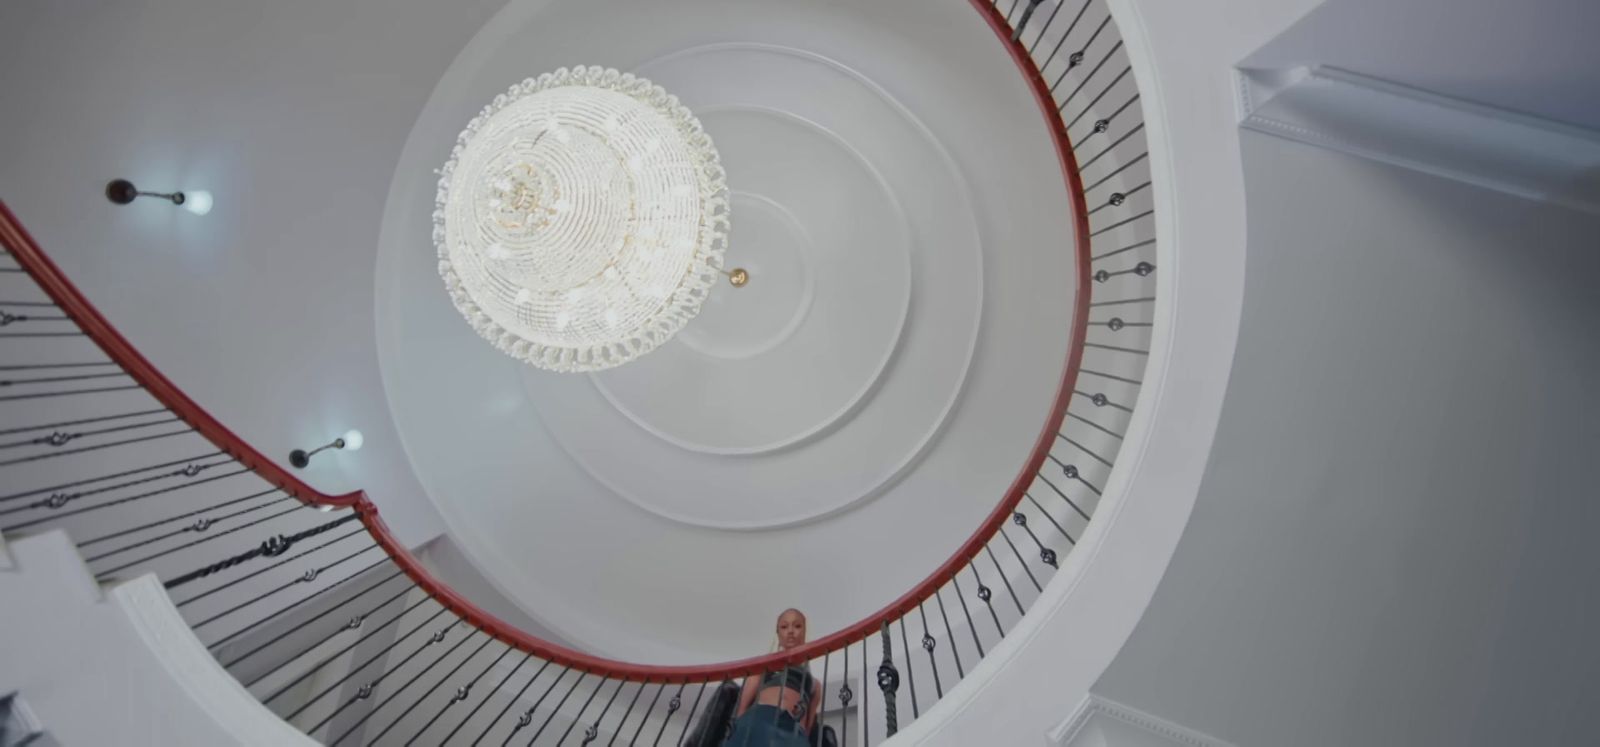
xmin=0 ymin=1 xmax=1172 ymax=743
xmin=16 ymin=0 xmax=1598 ymax=744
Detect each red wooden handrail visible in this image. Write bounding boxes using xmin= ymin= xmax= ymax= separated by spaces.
xmin=0 ymin=0 xmax=1093 ymax=683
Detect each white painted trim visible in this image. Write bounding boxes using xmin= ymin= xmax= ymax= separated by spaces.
xmin=111 ymin=576 xmax=319 ymax=747
xmin=1237 ymin=65 xmax=1600 ymax=215
xmin=1049 ymin=695 xmax=1236 ymax=747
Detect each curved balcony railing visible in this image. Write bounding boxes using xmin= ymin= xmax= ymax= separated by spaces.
xmin=0 ymin=1 xmax=1157 ymax=744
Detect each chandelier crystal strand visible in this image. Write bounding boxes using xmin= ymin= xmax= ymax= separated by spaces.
xmin=435 ymin=66 xmax=729 ymax=372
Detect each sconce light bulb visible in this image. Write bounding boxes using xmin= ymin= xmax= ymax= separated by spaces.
xmin=341 ymin=429 xmax=364 ymax=452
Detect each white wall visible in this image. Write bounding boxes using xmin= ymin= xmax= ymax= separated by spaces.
xmin=0 ymin=0 xmax=507 ymax=547
xmin=1091 ymin=133 xmax=1600 ymax=746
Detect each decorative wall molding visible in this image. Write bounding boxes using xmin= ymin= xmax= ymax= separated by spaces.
xmin=1236 ymin=65 xmax=1600 ymax=215
xmin=1049 ymin=695 xmax=1236 ymax=747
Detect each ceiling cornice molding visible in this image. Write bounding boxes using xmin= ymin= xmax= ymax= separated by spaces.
xmin=1235 ymin=65 xmax=1600 ymax=216
xmin=1049 ymin=694 xmax=1236 ymax=747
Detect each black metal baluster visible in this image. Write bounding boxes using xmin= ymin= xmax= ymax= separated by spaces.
xmin=878 ymin=622 xmax=900 ymax=738
xmin=86 ymin=495 xmax=300 ymax=572
xmin=500 ymin=665 xmax=570 ymax=746
xmin=0 ymin=452 xmax=226 ymax=507
xmin=1025 ymin=0 xmax=1067 ymax=53
xmin=623 ymin=681 xmax=664 ymax=746
xmin=467 ymin=659 xmax=554 ymax=747
xmin=933 ymin=589 xmax=965 ymax=678
xmin=328 ymin=623 xmax=475 ymax=745
xmin=527 ymin=670 xmax=589 ymax=745
xmin=0 ymin=380 xmax=144 ymax=400
xmin=1073 ymin=94 xmax=1143 ymax=149
xmin=411 ymin=645 xmax=519 ymax=746
xmin=554 ymin=673 xmax=611 ymax=745
xmin=1064 ymin=66 xmax=1133 ymax=131
xmin=967 ymin=561 xmax=1005 ymax=637
xmin=0 ymin=424 xmax=189 ymax=462
xmin=1087 ymin=295 xmax=1156 ymax=308
xmin=0 ymin=406 xmax=167 ymax=437
xmin=165 ymin=512 xmax=362 ymax=590
xmin=820 ymin=650 xmax=831 ymax=742
xmin=182 ymin=543 xmax=382 ymax=630
xmin=364 ymin=629 xmax=493 ymax=745
xmin=1081 ymin=151 xmax=1149 ymax=192
xmin=221 ymin=569 xmax=408 ymax=666
xmin=6 ymin=467 xmax=253 ymax=529
xmin=985 ymin=545 xmax=1027 ymax=617
xmin=1087 ymin=182 xmax=1152 ymax=220
xmin=1011 ymin=0 xmax=1045 ymax=41
xmin=996 ymin=527 xmax=1044 ymax=593
xmin=1038 ymin=0 xmax=1091 ymax=71
xmin=584 ymin=678 xmax=630 ymax=745
xmin=1036 ymin=468 xmax=1091 ymax=522
xmin=1048 ymin=15 xmax=1111 ymax=91
xmin=78 ymin=487 xmax=291 ymax=551
xmin=1087 ymin=231 xmax=1153 ymax=265
xmin=670 ymin=682 xmax=708 ymax=747
xmin=948 ymin=575 xmax=986 ymax=658
xmin=1066 ymin=410 xmax=1127 ymax=440
xmin=606 ymin=678 xmax=648 ymax=747
xmin=1011 ymin=508 xmax=1061 ymax=568
xmin=897 ymin=617 xmax=919 ymax=718
xmin=1045 ymin=455 xmax=1099 ymax=510
xmin=1058 ymin=432 xmax=1115 ymax=467
xmin=286 ymin=606 xmax=452 ymax=722
xmin=648 ymin=683 xmax=686 ymax=747
xmin=1059 ymin=40 xmax=1123 ymax=110
xmin=0 ymin=413 xmax=179 ymax=451
xmin=1061 ymin=458 xmax=1105 ymax=496
xmin=917 ymin=603 xmax=944 ymax=698
xmin=1082 ymin=339 xmax=1149 ymax=359
xmin=198 ymin=555 xmax=391 ymax=643
xmin=251 ymin=585 xmax=425 ymax=692
xmin=1078 ymin=123 xmax=1147 ymax=171
xmin=840 ymin=646 xmax=852 ymax=747
xmin=85 ymin=495 xmax=298 ymax=565
xmin=862 ymin=646 xmax=869 ymax=747
xmin=173 ymin=526 xmax=368 ymax=607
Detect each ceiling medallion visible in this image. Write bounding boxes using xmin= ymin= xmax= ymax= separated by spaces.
xmin=435 ymin=66 xmax=730 ymax=372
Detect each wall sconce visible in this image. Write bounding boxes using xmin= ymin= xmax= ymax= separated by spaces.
xmin=105 ymin=179 xmax=213 ymax=216
xmin=289 ymin=429 xmax=364 ymax=469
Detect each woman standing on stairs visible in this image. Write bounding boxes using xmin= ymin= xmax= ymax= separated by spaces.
xmin=725 ymin=608 xmax=823 ymax=746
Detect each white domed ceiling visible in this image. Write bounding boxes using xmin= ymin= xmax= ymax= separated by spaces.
xmin=375 ymin=0 xmax=1080 ymax=664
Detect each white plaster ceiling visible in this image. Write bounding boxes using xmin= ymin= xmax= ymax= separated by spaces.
xmin=376 ymin=0 xmax=1079 ymax=664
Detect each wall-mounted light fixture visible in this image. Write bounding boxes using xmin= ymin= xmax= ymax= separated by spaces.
xmin=105 ymin=179 xmax=213 ymax=216
xmin=289 ymin=429 xmax=364 ymax=469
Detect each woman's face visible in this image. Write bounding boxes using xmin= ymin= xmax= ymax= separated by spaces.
xmin=776 ymin=609 xmax=807 ymax=650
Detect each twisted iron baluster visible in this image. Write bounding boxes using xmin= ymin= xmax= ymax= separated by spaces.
xmin=877 ymin=622 xmax=900 ymax=738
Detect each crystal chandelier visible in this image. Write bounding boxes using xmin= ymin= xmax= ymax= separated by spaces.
xmin=435 ymin=66 xmax=729 ymax=372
